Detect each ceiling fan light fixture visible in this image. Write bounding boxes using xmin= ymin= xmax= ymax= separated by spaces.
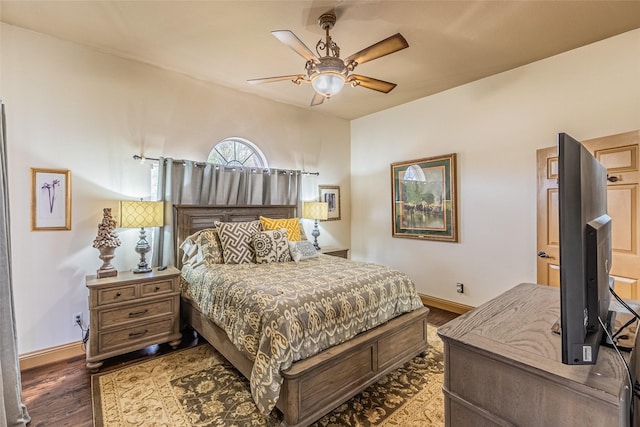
xmin=249 ymin=13 xmax=408 ymax=105
xmin=309 ymin=56 xmax=347 ymax=98
xmin=311 ymin=72 xmax=345 ymax=97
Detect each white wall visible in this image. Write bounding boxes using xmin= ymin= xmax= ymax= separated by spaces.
xmin=351 ymin=29 xmax=640 ymax=307
xmin=0 ymin=23 xmax=351 ymax=354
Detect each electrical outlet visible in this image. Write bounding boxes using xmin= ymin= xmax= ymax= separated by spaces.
xmin=456 ymin=283 xmax=464 ymax=294
xmin=72 ymin=312 xmax=82 ymax=326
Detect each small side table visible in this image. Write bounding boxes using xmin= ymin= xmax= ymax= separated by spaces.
xmin=85 ymin=267 xmax=182 ymax=372
xmin=320 ymin=247 xmax=349 ymax=259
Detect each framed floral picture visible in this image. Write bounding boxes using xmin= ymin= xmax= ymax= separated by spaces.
xmin=31 ymin=168 xmax=71 ymax=231
xmin=391 ymin=153 xmax=458 ymax=242
xmin=319 ymin=185 xmax=341 ymax=221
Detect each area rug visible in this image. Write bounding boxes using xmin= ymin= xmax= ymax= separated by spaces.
xmin=92 ymin=326 xmax=444 ymax=426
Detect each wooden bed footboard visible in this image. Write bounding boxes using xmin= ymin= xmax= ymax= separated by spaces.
xmin=182 ymin=298 xmax=429 ymax=427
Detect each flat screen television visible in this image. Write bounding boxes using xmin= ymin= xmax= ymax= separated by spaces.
xmin=558 ymin=132 xmax=613 ymax=365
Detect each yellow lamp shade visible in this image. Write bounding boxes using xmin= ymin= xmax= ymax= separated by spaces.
xmin=303 ymin=202 xmax=329 ymax=221
xmin=119 ymin=201 xmax=164 ymax=228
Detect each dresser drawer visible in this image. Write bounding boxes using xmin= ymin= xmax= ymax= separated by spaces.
xmin=99 ymin=317 xmax=174 ymax=353
xmin=141 ymin=279 xmax=175 ymax=297
xmin=97 ymin=284 xmax=137 ymax=306
xmin=98 ymin=298 xmax=175 ymax=328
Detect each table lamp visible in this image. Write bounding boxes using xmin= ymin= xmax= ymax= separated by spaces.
xmin=120 ymin=200 xmax=164 ymax=273
xmin=303 ymin=201 xmax=329 ymax=250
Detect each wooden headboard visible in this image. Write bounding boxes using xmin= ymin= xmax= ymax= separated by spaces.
xmin=173 ymin=204 xmax=297 ymax=268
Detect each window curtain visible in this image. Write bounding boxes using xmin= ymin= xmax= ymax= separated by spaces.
xmin=152 ymin=158 xmax=301 ymax=267
xmin=0 ymin=102 xmax=30 ymax=426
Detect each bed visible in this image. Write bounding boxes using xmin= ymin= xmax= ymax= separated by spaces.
xmin=174 ymin=204 xmax=430 ymax=427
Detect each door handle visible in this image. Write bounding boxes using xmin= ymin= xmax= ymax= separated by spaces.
xmin=537 ymin=251 xmax=554 ymax=259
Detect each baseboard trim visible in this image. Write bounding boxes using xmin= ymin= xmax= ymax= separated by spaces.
xmin=20 ymin=340 xmax=85 ymax=371
xmin=420 ymin=294 xmax=474 ymax=315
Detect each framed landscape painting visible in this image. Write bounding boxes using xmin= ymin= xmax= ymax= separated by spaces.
xmin=31 ymin=168 xmax=71 ymax=231
xmin=319 ymin=185 xmax=341 ymax=221
xmin=391 ymin=153 xmax=458 ymax=242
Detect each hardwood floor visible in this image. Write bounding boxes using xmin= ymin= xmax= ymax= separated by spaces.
xmin=20 ymin=306 xmax=458 ymax=427
xmin=427 ymin=305 xmax=460 ymax=326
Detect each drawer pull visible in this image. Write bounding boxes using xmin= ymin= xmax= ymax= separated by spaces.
xmin=115 ymin=292 xmax=121 ymax=297
xmin=128 ymin=330 xmax=148 ymax=339
xmin=155 ymin=286 xmax=160 ymax=292
xmin=128 ymin=309 xmax=149 ymax=317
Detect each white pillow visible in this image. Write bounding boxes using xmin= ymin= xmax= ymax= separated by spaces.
xmin=288 ymin=240 xmax=318 ymax=263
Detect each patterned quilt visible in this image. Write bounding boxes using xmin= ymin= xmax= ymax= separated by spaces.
xmin=180 ymin=255 xmax=424 ymax=415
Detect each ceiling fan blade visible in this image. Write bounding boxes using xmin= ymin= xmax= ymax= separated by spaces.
xmin=272 ymin=30 xmax=319 ymax=63
xmin=344 ymin=33 xmax=409 ymax=67
xmin=348 ymin=74 xmax=397 ymax=93
xmin=310 ymin=92 xmax=325 ymax=106
xmin=247 ymin=75 xmax=307 ymax=85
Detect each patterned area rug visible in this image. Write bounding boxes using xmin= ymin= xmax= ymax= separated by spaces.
xmin=92 ymin=326 xmax=444 ymax=426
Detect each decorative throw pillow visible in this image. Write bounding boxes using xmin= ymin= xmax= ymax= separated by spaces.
xmin=180 ymin=228 xmax=224 ymax=267
xmin=288 ymin=240 xmax=319 ymax=262
xmin=193 ymin=228 xmax=224 ymax=266
xmin=253 ymin=229 xmax=292 ymax=264
xmin=215 ymin=220 xmax=262 ymax=264
xmin=299 ymin=221 xmax=308 ymax=241
xmin=180 ymin=235 xmax=199 ymax=265
xmin=260 ymin=216 xmax=302 ymax=242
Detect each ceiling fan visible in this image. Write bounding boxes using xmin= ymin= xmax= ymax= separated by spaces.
xmin=247 ymin=12 xmax=409 ymax=106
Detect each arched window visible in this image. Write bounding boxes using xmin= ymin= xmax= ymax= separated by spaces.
xmin=207 ymin=137 xmax=269 ymax=168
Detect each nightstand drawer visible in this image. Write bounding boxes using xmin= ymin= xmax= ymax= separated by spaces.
xmin=141 ymin=279 xmax=175 ymax=297
xmin=98 ymin=298 xmax=175 ymax=328
xmin=97 ymin=284 xmax=137 ymax=306
xmin=99 ymin=317 xmax=174 ymax=353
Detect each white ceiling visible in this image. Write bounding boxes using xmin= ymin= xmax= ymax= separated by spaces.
xmin=1 ymin=1 xmax=639 ymax=120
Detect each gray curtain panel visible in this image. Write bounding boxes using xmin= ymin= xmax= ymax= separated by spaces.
xmin=153 ymin=157 xmax=301 ymax=267
xmin=0 ymin=102 xmax=30 ymax=426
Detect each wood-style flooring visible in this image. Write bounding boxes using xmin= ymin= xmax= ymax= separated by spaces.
xmin=20 ymin=306 xmax=459 ymax=427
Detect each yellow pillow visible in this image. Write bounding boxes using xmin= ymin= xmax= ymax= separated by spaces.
xmin=259 ymin=216 xmax=301 ymax=242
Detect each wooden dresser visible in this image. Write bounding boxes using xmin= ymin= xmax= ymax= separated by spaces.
xmin=438 ymin=283 xmax=632 ymax=427
xmin=85 ymin=267 xmax=182 ymax=372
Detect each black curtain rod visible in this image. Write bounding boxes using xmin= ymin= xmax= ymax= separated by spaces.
xmin=133 ymin=155 xmax=319 ymax=176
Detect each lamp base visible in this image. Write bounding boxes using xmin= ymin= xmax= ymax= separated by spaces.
xmin=133 ymin=227 xmax=152 ymax=274
xmin=312 ymin=219 xmax=321 ymax=251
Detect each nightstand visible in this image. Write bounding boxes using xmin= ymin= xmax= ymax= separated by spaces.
xmin=320 ymin=247 xmax=349 ymax=259
xmin=85 ymin=267 xmax=182 ymax=372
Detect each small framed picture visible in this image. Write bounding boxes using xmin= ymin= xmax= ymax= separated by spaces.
xmin=391 ymin=153 xmax=458 ymax=242
xmin=31 ymin=168 xmax=71 ymax=231
xmin=319 ymin=185 xmax=341 ymax=221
